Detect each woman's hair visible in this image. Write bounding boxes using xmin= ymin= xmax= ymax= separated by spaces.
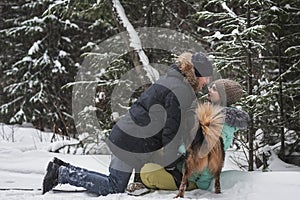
xmin=176 ymin=52 xmax=199 ymax=91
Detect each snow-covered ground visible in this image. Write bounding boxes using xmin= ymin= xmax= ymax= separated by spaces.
xmin=0 ymin=124 xmax=299 ymax=200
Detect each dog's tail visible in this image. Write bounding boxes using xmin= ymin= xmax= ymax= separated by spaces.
xmin=196 ymin=103 xmax=225 ymax=156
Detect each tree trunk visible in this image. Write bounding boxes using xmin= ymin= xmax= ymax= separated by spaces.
xmin=277 ymin=15 xmax=285 ymax=161
xmin=246 ymin=2 xmax=254 ymax=171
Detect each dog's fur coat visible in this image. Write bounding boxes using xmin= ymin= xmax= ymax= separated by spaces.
xmin=175 ymin=103 xmax=225 ymax=198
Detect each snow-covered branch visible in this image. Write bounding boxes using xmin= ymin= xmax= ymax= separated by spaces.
xmin=221 ymin=2 xmax=245 ymax=25
xmin=112 ymin=0 xmax=159 ymax=83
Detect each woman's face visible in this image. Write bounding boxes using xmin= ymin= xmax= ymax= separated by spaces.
xmin=207 ymin=83 xmax=220 ymax=103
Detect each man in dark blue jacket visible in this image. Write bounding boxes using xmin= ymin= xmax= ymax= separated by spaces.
xmin=42 ymin=52 xmax=214 ymax=196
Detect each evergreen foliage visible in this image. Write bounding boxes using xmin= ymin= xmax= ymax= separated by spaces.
xmin=0 ymin=0 xmax=298 ymax=166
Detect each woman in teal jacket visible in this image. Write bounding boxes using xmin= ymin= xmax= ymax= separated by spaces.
xmin=177 ymin=79 xmax=250 ymax=190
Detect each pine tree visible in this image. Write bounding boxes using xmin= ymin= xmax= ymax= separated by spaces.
xmin=0 ymin=0 xmax=79 ymax=136
xmin=261 ymin=0 xmax=300 ymax=161
xmin=0 ymin=1 xmax=25 ymax=123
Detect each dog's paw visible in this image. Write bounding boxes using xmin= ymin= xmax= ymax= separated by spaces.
xmin=174 ymin=193 xmax=184 ymax=198
xmin=215 ymin=189 xmax=221 ymax=194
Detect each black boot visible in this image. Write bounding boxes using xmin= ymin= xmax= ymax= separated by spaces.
xmin=42 ymin=161 xmax=60 ymax=194
xmin=53 ymin=157 xmax=69 ymax=167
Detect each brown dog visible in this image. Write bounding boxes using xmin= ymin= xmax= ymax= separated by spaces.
xmin=175 ymin=103 xmax=225 ymax=198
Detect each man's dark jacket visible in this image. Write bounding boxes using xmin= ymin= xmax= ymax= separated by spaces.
xmin=107 ymin=65 xmax=198 ymax=169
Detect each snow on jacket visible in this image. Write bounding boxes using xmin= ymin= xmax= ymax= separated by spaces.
xmin=107 ymin=65 xmax=198 ymax=169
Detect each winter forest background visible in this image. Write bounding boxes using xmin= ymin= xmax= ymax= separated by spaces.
xmin=0 ymin=0 xmax=299 ymax=172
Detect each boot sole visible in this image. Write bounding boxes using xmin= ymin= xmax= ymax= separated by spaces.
xmin=42 ymin=161 xmax=58 ymax=194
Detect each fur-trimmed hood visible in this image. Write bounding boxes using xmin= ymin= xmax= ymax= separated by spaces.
xmin=175 ymin=52 xmax=200 ymax=92
xmin=223 ymin=107 xmax=250 ymax=129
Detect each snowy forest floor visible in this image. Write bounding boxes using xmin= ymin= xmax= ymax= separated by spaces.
xmin=0 ymin=124 xmax=299 ymax=200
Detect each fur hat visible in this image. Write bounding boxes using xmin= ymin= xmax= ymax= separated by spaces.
xmin=191 ymin=52 xmax=213 ymax=77
xmin=214 ymin=79 xmax=243 ymax=106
